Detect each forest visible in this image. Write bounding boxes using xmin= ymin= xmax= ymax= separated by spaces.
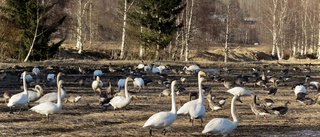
xmin=0 ymin=0 xmax=320 ymax=62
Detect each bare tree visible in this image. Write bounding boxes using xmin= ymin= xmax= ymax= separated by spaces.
xmin=224 ymin=0 xmax=230 ymax=62
xmin=75 ymin=0 xmax=92 ymax=54
xmin=120 ymin=0 xmax=134 ymax=59
xmin=184 ymin=0 xmax=194 ymax=62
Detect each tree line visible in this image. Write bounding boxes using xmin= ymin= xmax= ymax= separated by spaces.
xmin=0 ymin=0 xmax=320 ymax=61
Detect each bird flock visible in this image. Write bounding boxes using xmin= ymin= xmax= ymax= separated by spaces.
xmin=2 ymin=61 xmax=320 ymax=136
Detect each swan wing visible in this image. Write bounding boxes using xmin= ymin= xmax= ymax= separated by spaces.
xmin=202 ymin=118 xmax=237 ymax=135
xmin=189 ymin=103 xmax=206 ymax=119
xmin=177 ymin=99 xmax=198 ymax=115
xmin=28 ymin=90 xmax=39 ymax=102
xmin=30 ymin=102 xmax=58 ymax=115
xmin=143 ymin=112 xmax=176 ymax=128
xmin=109 ymin=96 xmax=130 ymax=108
xmin=36 ymin=92 xmax=58 ymax=103
xmin=7 ymin=93 xmax=28 ymax=107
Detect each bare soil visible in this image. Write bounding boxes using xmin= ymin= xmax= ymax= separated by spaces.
xmin=0 ymin=59 xmax=320 ymax=137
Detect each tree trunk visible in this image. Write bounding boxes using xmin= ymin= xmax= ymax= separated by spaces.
xmin=120 ymin=0 xmax=127 ymax=59
xmin=224 ymin=0 xmax=230 ymax=63
xmin=271 ymin=0 xmax=278 ymax=57
xmin=185 ymin=0 xmax=194 ymax=62
xmin=318 ymin=3 xmax=320 ymax=59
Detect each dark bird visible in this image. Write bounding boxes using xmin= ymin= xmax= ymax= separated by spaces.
xmin=271 ymin=101 xmax=290 ymax=116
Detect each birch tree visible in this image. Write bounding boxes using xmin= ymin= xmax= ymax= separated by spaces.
xmin=120 ymin=0 xmax=134 ymax=60
xmin=224 ymin=0 xmax=230 ymax=62
xmin=75 ymin=0 xmax=92 ymax=54
xmin=184 ymin=0 xmax=194 ymax=62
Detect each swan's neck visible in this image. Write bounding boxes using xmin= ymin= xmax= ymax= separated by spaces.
xmin=36 ymin=85 xmax=42 ymax=96
xmin=231 ymin=95 xmax=238 ymax=122
xmin=23 ymin=73 xmax=28 ymax=95
xmin=57 ymin=73 xmax=61 ymax=87
xmin=57 ymin=83 xmax=62 ymax=107
xmin=171 ymin=83 xmax=176 ymax=114
xmin=198 ymin=77 xmax=204 ymax=103
xmin=124 ymin=78 xmax=130 ymax=98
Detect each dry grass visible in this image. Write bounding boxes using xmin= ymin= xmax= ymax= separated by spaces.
xmin=0 ymin=60 xmax=320 ymax=137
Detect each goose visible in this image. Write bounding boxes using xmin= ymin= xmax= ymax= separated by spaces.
xmin=108 ymin=63 xmax=116 ymax=73
xmin=271 ymin=101 xmax=290 ymax=116
xmin=206 ymin=94 xmax=223 ymax=111
xmin=106 ymin=81 xmax=113 ymax=96
xmin=78 ymin=66 xmax=86 ymax=74
xmin=177 ymin=71 xmax=206 ymax=116
xmin=202 ymin=95 xmax=240 ymax=136
xmin=253 ymin=80 xmax=267 ymax=89
xmin=265 ymin=86 xmax=277 ymax=95
xmin=213 ymin=96 xmax=227 ymax=107
xmin=3 ymin=91 xmax=11 ymax=104
xmin=133 ymin=77 xmax=144 ymax=92
xmin=35 ymin=72 xmax=66 ymax=103
xmin=308 ymin=81 xmax=320 ymax=91
xmin=264 ymin=98 xmax=274 ymax=107
xmin=143 ymin=80 xmax=177 ymax=136
xmin=7 ymin=71 xmax=29 ymax=114
xmin=159 ymin=87 xmax=170 ymax=98
xmin=30 ymin=80 xmax=64 ymax=122
xmin=92 ymin=76 xmax=103 ymax=94
xmin=64 ymin=94 xmax=82 ymax=104
xmin=93 ymin=69 xmax=103 ymax=79
xmin=189 ymin=76 xmax=206 ymax=127
xmin=108 ymin=77 xmax=134 ymax=110
xmin=250 ymin=95 xmax=270 ymax=120
xmin=227 ymin=87 xmax=255 ymax=102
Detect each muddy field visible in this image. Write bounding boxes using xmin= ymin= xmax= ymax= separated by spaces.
xmin=0 ymin=60 xmax=320 ymax=137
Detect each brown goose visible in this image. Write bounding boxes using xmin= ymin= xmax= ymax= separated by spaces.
xmin=3 ymin=91 xmax=11 ymax=104
xmin=250 ymin=95 xmax=271 ymax=119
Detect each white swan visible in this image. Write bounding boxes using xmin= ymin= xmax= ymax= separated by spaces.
xmin=20 ymin=72 xmax=33 ymax=83
xmin=143 ymin=80 xmax=177 ymax=136
xmin=189 ymin=77 xmax=206 ymax=127
xmin=30 ymin=80 xmax=63 ymax=122
xmin=227 ymin=87 xmax=255 ymax=102
xmin=109 ymin=77 xmax=134 ymax=110
xmin=93 ymin=69 xmax=103 ymax=79
xmin=294 ymin=85 xmax=306 ymax=96
xmin=7 ymin=71 xmax=29 ymax=113
xmin=202 ymin=95 xmax=239 ymax=136
xmin=117 ymin=78 xmax=126 ymax=91
xmin=177 ymin=71 xmax=206 ymax=115
xmin=28 ymin=85 xmax=44 ymax=102
xmin=35 ymin=72 xmax=66 ymax=103
xmin=32 ymin=67 xmax=40 ymax=75
xmin=92 ymin=76 xmax=103 ymax=93
xmin=133 ymin=77 xmax=144 ymax=92
xmin=183 ymin=64 xmax=200 ymax=72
